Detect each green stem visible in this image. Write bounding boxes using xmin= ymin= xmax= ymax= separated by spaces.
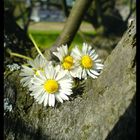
xmin=10 ymin=52 xmax=33 ymax=60
xmin=29 ymin=33 xmax=45 ymax=59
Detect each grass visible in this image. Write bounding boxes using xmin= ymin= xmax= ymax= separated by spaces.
xmin=19 ymin=20 xmax=97 ymax=50
xmin=27 ymin=20 xmax=97 ymax=51
xmin=28 ymin=30 xmax=60 ymax=49
xmin=28 ymin=29 xmax=96 ymax=50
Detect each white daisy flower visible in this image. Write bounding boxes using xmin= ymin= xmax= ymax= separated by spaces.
xmin=52 ymin=44 xmax=77 ymax=77
xmin=71 ymin=43 xmax=104 ymax=79
xmin=20 ymin=55 xmax=49 ymax=87
xmin=29 ymin=64 xmax=73 ymax=107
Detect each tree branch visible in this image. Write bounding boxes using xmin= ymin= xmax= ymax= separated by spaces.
xmin=49 ymin=0 xmax=93 ymax=54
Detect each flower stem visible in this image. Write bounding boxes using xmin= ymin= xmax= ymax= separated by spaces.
xmin=29 ymin=33 xmax=45 ymax=59
xmin=10 ymin=52 xmax=33 ymax=61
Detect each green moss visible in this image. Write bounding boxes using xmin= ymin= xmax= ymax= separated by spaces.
xmin=65 ymin=127 xmax=70 ymax=134
xmin=81 ymin=124 xmax=91 ymax=140
xmin=82 ymin=124 xmax=91 ymax=132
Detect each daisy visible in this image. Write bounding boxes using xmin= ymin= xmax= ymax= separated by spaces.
xmin=71 ymin=43 xmax=104 ymax=79
xmin=29 ymin=64 xmax=73 ymax=107
xmin=52 ymin=44 xmax=77 ymax=77
xmin=20 ymin=55 xmax=49 ymax=87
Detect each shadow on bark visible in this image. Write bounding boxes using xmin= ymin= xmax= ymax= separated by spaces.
xmin=105 ymin=94 xmax=136 ymax=140
xmin=4 ymin=116 xmax=55 ymax=140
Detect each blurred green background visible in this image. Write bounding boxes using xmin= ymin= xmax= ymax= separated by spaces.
xmin=5 ymin=0 xmax=135 ymax=51
xmin=28 ymin=22 xmax=97 ymax=49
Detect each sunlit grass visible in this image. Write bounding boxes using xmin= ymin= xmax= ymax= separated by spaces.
xmin=28 ymin=30 xmax=96 ymax=50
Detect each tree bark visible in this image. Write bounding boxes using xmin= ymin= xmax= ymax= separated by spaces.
xmin=85 ymin=0 xmax=127 ymax=35
xmin=61 ymin=0 xmax=69 ymax=17
xmin=50 ymin=0 xmax=93 ymax=53
xmin=23 ymin=0 xmax=33 ymax=33
xmin=4 ymin=17 xmax=136 ymax=140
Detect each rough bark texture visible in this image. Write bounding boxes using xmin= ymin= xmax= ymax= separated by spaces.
xmin=4 ymin=19 xmax=136 ymax=140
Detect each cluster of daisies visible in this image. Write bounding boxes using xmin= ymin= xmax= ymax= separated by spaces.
xmin=20 ymin=43 xmax=104 ymax=107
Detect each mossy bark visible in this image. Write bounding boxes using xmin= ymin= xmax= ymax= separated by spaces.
xmin=4 ymin=18 xmax=136 ymax=140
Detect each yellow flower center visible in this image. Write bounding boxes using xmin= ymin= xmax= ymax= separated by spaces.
xmin=62 ymin=55 xmax=73 ymax=70
xmin=81 ymin=55 xmax=93 ymax=69
xmin=44 ymin=79 xmax=59 ymax=94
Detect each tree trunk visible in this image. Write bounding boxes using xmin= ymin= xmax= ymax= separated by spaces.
xmin=4 ymin=17 xmax=136 ymax=140
xmin=61 ymin=0 xmax=69 ymax=17
xmin=85 ymin=0 xmax=127 ymax=35
xmin=24 ymin=0 xmax=33 ymax=33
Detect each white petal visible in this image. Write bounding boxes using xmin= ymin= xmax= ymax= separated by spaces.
xmin=82 ymin=43 xmax=88 ymax=54
xmin=87 ymin=45 xmax=92 ymax=53
xmin=59 ymin=83 xmax=73 ymax=89
xmin=87 ymin=70 xmax=97 ymax=79
xmin=34 ymin=55 xmax=40 ymax=68
xmin=59 ymin=92 xmax=69 ymax=100
xmin=33 ymin=88 xmax=44 ymax=99
xmin=82 ymin=69 xmax=87 ymax=79
xmin=32 ymin=76 xmax=44 ymax=84
xmin=70 ymin=66 xmax=82 ymax=79
xmin=70 ymin=67 xmax=79 ymax=77
xmin=38 ymin=92 xmax=46 ymax=104
xmin=90 ymin=53 xmax=96 ymax=60
xmin=38 ymin=71 xmax=46 ymax=81
xmin=53 ymin=65 xmax=62 ymax=79
xmin=71 ymin=52 xmax=81 ymax=60
xmin=39 ymin=56 xmax=47 ymax=68
xmin=55 ymin=64 xmax=61 ymax=72
xmin=49 ymin=94 xmax=55 ymax=107
xmin=77 ymin=67 xmax=83 ymax=79
xmin=29 ymin=86 xmax=42 ymax=92
xmin=37 ymin=92 xmax=46 ymax=104
xmin=95 ymin=63 xmax=104 ymax=67
xmin=22 ymin=80 xmax=31 ymax=87
xmin=20 ymin=72 xmax=33 ymax=76
xmin=55 ymin=94 xmax=63 ymax=103
xmin=28 ymin=60 xmax=36 ymax=68
xmin=60 ymin=84 xmax=73 ymax=90
xmin=59 ymin=79 xmax=73 ymax=86
xmin=72 ymin=46 xmax=81 ymax=57
xmin=44 ymin=94 xmax=49 ymax=106
xmin=53 ymin=52 xmax=63 ymax=61
xmin=94 ymin=66 xmax=103 ymax=70
xmin=90 ymin=69 xmax=100 ymax=76
xmin=56 ymin=70 xmax=67 ymax=81
xmin=59 ymin=47 xmax=65 ymax=59
xmin=22 ymin=65 xmax=34 ymax=74
xmin=20 ymin=68 xmax=34 ymax=76
xmin=93 ymin=54 xmax=98 ymax=60
xmin=94 ymin=59 xmax=101 ymax=63
xmin=20 ymin=76 xmax=32 ymax=87
xmin=45 ymin=65 xmax=55 ymax=79
xmin=89 ymin=50 xmax=95 ymax=56
xmin=62 ymin=45 xmax=68 ymax=55
xmin=59 ymin=89 xmax=72 ymax=95
xmin=20 ymin=76 xmax=31 ymax=83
